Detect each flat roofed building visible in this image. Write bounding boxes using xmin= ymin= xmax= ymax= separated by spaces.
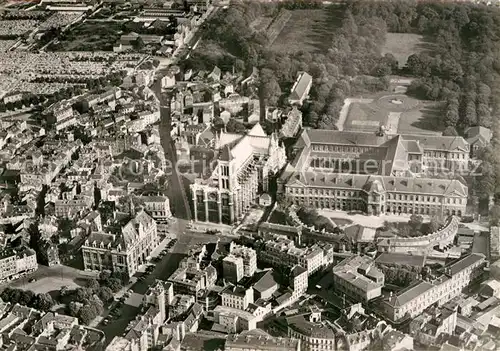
xmin=229 ymin=243 xmax=257 ymax=278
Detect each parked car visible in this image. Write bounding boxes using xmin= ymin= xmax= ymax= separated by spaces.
xmin=28 ymin=278 xmax=36 ymax=283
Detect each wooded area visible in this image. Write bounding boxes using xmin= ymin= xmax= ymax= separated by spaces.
xmin=188 ymin=1 xmax=500 ymax=130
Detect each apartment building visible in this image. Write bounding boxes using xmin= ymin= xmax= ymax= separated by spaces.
xmin=82 ymin=210 xmax=158 ymax=277
xmin=0 ymin=247 xmax=37 ymax=282
xmin=290 ymin=265 xmax=308 ymax=296
xmin=190 ymin=123 xmax=287 ymax=225
xmin=143 ymin=280 xmax=173 ymax=322
xmin=382 ymin=253 xmax=486 ymax=322
xmin=168 ymin=257 xmax=217 ymax=295
xmin=0 ymin=304 xmax=104 ymax=350
xmin=287 ymin=309 xmax=336 ymax=351
xmin=139 ymin=196 xmax=172 ymax=221
xmin=44 ymin=100 xmax=76 ymax=131
xmin=229 ymin=243 xmax=257 ymax=278
xmin=221 ymin=285 xmax=254 ymax=311
xmin=280 ymin=129 xmax=469 ymax=217
xmin=409 ymin=307 xmax=457 ymax=347
xmin=332 ymin=255 xmax=385 ymax=302
xmin=223 ymin=255 xmax=244 ymax=284
xmin=259 ymin=235 xmax=324 ymax=275
xmin=54 ymin=194 xmax=93 ymax=217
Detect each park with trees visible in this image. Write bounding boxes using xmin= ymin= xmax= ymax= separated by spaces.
xmin=0 ymin=271 xmax=128 ymax=326
xmin=186 ymin=0 xmax=500 ymax=132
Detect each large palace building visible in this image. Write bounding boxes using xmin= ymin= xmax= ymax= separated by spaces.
xmin=279 ymin=129 xmax=469 ymax=217
xmin=190 ymin=124 xmax=287 ymax=224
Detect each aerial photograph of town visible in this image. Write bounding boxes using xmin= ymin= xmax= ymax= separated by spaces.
xmin=1 ymin=0 xmax=500 ymax=349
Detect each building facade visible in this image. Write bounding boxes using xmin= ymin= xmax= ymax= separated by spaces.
xmin=223 ymin=255 xmax=244 ymax=284
xmin=82 ymin=210 xmax=158 ymax=277
xmin=225 ymin=332 xmax=300 ymax=351
xmin=140 ymin=196 xmax=172 ymax=221
xmin=221 ymin=286 xmax=254 ymax=311
xmin=190 ymin=124 xmax=287 ymax=225
xmin=259 ymin=235 xmax=324 ymax=275
xmin=280 ymin=129 xmax=469 ymax=217
xmin=229 ymin=243 xmax=257 ymax=278
xmin=382 ymin=253 xmax=486 ymax=322
xmin=0 ymin=248 xmax=37 ymax=282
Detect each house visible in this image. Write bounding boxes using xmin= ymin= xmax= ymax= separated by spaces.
xmin=113 ymin=32 xmax=141 ymax=52
xmin=465 ymin=126 xmax=492 ymax=156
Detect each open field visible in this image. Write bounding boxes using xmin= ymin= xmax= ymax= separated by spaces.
xmin=270 ymin=6 xmax=344 ymax=54
xmin=49 ymin=21 xmax=123 ymax=51
xmin=17 ymin=276 xmax=79 ymax=294
xmin=343 ymin=92 xmax=443 ymax=135
xmin=382 ymin=33 xmax=433 ymax=67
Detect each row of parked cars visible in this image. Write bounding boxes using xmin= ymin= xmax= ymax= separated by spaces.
xmin=152 ymin=238 xmax=178 ymax=262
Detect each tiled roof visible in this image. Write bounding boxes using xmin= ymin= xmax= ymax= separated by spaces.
xmin=392 ymin=281 xmax=434 ymax=307
xmin=286 ymin=172 xmax=467 ymax=197
xmin=290 ymin=72 xmax=312 ymax=101
xmin=291 ymin=265 xmax=307 ymax=277
xmin=375 ymin=253 xmax=426 ymax=267
xmin=286 ymin=314 xmax=335 ymax=339
xmin=252 ymin=270 xmax=278 ymax=293
xmin=295 ymin=128 xmax=469 ymax=153
xmin=447 ymin=253 xmax=485 ymax=276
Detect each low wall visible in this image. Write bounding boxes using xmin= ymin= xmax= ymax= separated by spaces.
xmin=287 ymin=206 xmax=343 ymax=244
xmin=336 ymin=98 xmax=374 ymax=131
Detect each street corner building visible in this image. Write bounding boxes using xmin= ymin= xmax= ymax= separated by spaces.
xmin=81 ymin=210 xmax=158 ymax=278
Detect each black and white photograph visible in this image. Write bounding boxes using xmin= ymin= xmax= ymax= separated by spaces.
xmin=0 ymin=0 xmax=498 ymax=349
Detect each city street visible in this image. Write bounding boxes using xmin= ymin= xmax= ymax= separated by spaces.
xmin=97 ymin=221 xmax=233 ymax=345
